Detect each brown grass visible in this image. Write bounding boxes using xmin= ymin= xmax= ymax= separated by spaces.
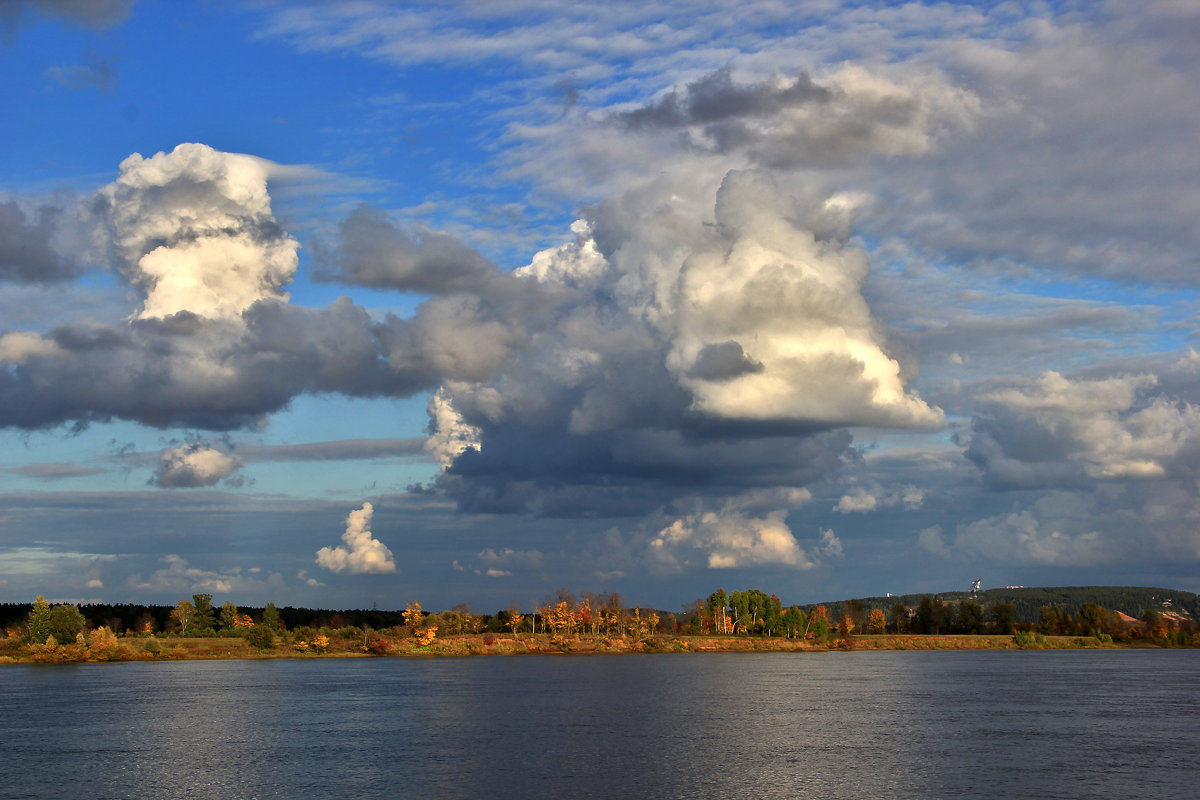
xmin=0 ymin=630 xmax=1147 ymax=665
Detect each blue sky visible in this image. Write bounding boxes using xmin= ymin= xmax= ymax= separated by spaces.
xmin=2 ymin=0 xmax=1199 ymax=613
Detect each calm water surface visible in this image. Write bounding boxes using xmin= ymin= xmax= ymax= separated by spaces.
xmin=1 ymin=650 xmax=1197 ymax=799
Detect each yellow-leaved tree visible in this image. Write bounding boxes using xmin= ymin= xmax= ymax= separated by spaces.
xmin=403 ymin=602 xmax=422 ymax=630
xmin=87 ymin=626 xmax=121 ymax=661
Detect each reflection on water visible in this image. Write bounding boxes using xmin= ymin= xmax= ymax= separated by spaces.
xmin=1 ymin=651 xmax=1197 ymax=799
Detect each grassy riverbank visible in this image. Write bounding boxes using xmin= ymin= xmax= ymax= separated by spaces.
xmin=2 ymin=630 xmax=1183 ymax=665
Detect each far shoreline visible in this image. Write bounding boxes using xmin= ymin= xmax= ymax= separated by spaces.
xmin=2 ymin=631 xmax=1187 ymax=666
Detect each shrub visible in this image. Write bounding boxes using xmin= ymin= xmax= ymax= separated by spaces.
xmin=365 ymin=631 xmax=391 ymax=655
xmin=337 ymin=626 xmax=364 ymax=641
xmin=1013 ymin=630 xmax=1046 ymax=649
xmin=143 ymin=638 xmax=162 ymax=656
xmin=243 ymin=626 xmax=276 ymax=650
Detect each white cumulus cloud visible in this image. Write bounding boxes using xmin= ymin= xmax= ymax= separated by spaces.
xmin=315 ymin=502 xmax=397 ymax=574
xmin=976 ymin=369 xmax=1200 ymax=482
xmin=100 ymin=142 xmax=299 ymax=320
xmin=150 ymin=442 xmax=242 ymax=488
xmin=650 ymin=509 xmax=812 ymax=569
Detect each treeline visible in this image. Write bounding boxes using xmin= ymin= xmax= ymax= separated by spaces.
xmin=827 ymin=595 xmax=1199 ymax=645
xmin=3 ymin=585 xmax=1197 ymax=646
xmin=0 ymin=600 xmax=414 ymax=637
xmin=0 ymin=591 xmax=674 ymax=663
xmin=810 ymin=586 xmax=1200 ymax=624
xmin=0 ymin=590 xmax=656 ymax=640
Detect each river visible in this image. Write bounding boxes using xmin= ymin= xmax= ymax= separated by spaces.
xmin=1 ymin=650 xmax=1196 ymax=799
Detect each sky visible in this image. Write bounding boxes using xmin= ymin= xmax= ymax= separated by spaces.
xmin=2 ymin=0 xmax=1199 ymax=614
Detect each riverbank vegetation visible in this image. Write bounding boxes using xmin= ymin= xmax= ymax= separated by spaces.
xmin=2 ymin=586 xmax=1197 ymax=664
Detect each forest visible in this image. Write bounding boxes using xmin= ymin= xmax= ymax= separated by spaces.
xmin=2 ymin=585 xmax=1197 ymax=664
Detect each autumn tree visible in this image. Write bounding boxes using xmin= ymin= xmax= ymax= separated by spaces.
xmin=846 ymin=599 xmax=866 ymax=633
xmin=597 ymin=595 xmax=624 ymax=636
xmin=626 ymin=608 xmax=659 ymax=640
xmin=505 ymin=606 xmax=524 ymax=635
xmin=1077 ymin=603 xmax=1107 ymax=636
xmin=87 ymin=626 xmax=121 ymax=661
xmin=456 ymin=604 xmax=482 ymax=634
xmin=169 ymin=600 xmax=196 ymax=635
xmin=1037 ymin=605 xmax=1067 ymax=636
xmin=1142 ymin=610 xmax=1169 ymax=640
xmin=548 ymin=601 xmax=575 ymax=636
xmin=576 ymin=600 xmax=596 ymax=635
xmin=403 ymin=602 xmax=423 ymax=631
xmin=868 ymin=608 xmax=887 ymax=635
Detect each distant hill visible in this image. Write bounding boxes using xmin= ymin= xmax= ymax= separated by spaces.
xmin=808 ymin=586 xmax=1199 ymax=624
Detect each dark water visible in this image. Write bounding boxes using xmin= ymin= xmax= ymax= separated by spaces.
xmin=1 ymin=650 xmax=1197 ymax=799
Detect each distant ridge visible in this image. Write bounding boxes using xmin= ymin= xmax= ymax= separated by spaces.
xmin=808 ymin=586 xmax=1199 ymax=624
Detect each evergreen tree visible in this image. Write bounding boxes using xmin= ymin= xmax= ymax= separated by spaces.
xmin=220 ymin=601 xmax=238 ymax=632
xmin=26 ymin=595 xmax=52 ymax=644
xmin=191 ymin=594 xmax=216 ymax=636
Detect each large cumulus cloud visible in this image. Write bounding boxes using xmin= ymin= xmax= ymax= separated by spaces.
xmin=966 ymin=359 xmax=1200 ymax=490
xmin=100 ymin=143 xmax=299 ymax=320
xmin=315 ymin=502 xmax=397 ymax=574
xmin=947 ymin=355 xmax=1200 ymax=567
xmin=0 ymin=144 xmax=531 ymax=431
xmin=427 ymin=166 xmax=940 ymax=533
xmin=1 ymin=70 xmax=949 ymax=573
